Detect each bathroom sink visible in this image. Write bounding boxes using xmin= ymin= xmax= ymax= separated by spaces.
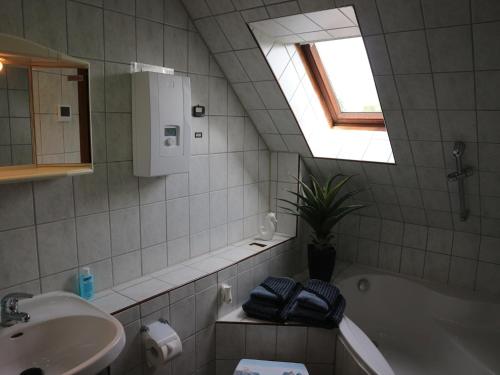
xmin=0 ymin=292 xmax=125 ymax=375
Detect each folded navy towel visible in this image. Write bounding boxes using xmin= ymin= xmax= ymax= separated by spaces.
xmin=278 ymin=283 xmax=306 ymax=321
xmin=243 ymin=281 xmax=303 ymax=323
xmin=289 ymin=301 xmax=329 ymax=321
xmin=301 ymin=279 xmax=340 ymax=311
xmin=288 ymin=295 xmax=346 ymax=329
xmin=258 ymin=276 xmax=297 ymax=304
xmin=242 ymin=298 xmax=283 ymax=322
xmin=296 ymin=290 xmax=329 ymax=313
xmin=249 ymin=286 xmax=282 ymax=307
xmin=329 ymin=296 xmax=346 ymax=325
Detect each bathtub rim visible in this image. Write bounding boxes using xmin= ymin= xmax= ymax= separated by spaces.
xmin=338 ymin=316 xmax=395 ymax=375
xmin=336 ymin=333 xmax=378 ymax=375
xmin=333 ymin=263 xmax=500 ymax=306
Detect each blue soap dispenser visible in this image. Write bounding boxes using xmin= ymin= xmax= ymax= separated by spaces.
xmin=79 ymin=267 xmax=94 ymax=300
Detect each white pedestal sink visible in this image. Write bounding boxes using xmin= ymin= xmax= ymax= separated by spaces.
xmin=0 ymin=292 xmax=126 ymax=375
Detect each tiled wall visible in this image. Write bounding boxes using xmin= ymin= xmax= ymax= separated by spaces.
xmin=216 ymin=322 xmax=337 ymax=375
xmin=181 ymin=0 xmax=500 ymax=296
xmin=253 ymin=35 xmax=328 ymax=155
xmin=270 ymin=151 xmax=300 ymax=236
xmin=330 ymin=213 xmax=500 ymax=294
xmin=0 ymin=66 xmax=32 ymax=165
xmin=108 ymin=237 xmax=300 ymax=375
xmin=0 ymin=0 xmax=275 ymax=297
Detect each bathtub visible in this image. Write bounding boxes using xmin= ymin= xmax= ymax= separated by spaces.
xmin=335 ymin=266 xmax=500 ymax=375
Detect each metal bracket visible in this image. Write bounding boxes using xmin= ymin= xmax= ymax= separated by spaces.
xmin=140 ymin=318 xmax=170 ymax=333
xmin=448 ymin=142 xmax=473 ymax=221
xmin=447 ymin=167 xmax=473 ymax=182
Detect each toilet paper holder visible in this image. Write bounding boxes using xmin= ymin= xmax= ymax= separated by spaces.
xmin=141 ymin=318 xmax=183 ymax=368
xmin=140 ymin=317 xmax=169 ymax=332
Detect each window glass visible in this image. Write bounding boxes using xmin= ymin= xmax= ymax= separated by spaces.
xmin=315 ymin=37 xmax=381 ymax=113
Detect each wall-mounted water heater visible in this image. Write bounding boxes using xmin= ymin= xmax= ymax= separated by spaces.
xmin=132 ymin=72 xmax=191 ymax=177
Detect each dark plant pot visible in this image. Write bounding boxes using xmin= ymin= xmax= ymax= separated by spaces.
xmin=308 ymin=244 xmax=336 ymax=282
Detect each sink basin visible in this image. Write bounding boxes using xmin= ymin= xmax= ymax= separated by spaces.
xmin=0 ymin=292 xmax=126 ymax=375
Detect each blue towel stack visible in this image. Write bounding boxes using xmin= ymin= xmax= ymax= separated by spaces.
xmin=242 ymin=276 xmax=300 ymax=322
xmin=287 ymin=279 xmax=346 ymax=328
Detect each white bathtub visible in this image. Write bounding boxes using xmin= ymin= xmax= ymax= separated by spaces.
xmin=336 ymin=266 xmax=500 ymax=375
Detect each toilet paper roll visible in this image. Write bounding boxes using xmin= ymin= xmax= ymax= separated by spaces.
xmin=142 ymin=320 xmax=183 ymax=368
xmin=144 ymin=337 xmax=182 ymax=367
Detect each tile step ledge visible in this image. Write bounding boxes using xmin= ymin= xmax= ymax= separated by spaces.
xmin=217 ymin=307 xmax=339 ymax=331
xmin=217 ymin=262 xmax=354 ymax=326
xmin=90 ymin=233 xmax=294 ymax=315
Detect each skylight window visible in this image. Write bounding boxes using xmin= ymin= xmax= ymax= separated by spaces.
xmin=299 ymin=37 xmax=384 ymax=127
xmin=315 ymin=38 xmax=381 ymax=113
xmin=249 ymin=7 xmax=394 ymax=163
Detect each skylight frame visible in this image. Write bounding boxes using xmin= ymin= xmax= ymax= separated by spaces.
xmin=297 ymin=42 xmax=385 ymax=129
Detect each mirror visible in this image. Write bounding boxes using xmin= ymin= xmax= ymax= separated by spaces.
xmin=0 ymin=65 xmax=32 ymax=166
xmin=0 ymin=33 xmax=92 ymax=182
xmin=32 ymin=67 xmax=90 ymax=164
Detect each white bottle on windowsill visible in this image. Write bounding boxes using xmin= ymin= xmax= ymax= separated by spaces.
xmin=257 ymin=212 xmax=277 ymax=241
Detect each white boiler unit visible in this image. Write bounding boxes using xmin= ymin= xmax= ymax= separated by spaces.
xmin=132 ymin=72 xmax=191 ymax=177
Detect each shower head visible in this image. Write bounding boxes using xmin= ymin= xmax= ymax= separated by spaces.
xmin=452 ymin=141 xmax=465 ymax=158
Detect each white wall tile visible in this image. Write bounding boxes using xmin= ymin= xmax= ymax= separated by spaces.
xmin=210 ymin=153 xmax=228 ymax=191
xmin=189 ymin=155 xmax=210 ymax=195
xmin=210 ymin=190 xmax=228 ymax=227
xmin=112 ymin=250 xmax=141 ymax=285
xmin=190 ymin=193 xmax=210 ymax=234
xmin=140 ymin=202 xmax=166 ymax=248
xmin=0 ymin=227 xmax=38 ymax=289
xmin=110 ymin=207 xmax=140 ymax=255
xmin=76 ymin=212 xmax=111 ymax=265
xmin=37 ymin=219 xmax=78 ymax=276
xmin=167 ymin=197 xmax=190 ymax=240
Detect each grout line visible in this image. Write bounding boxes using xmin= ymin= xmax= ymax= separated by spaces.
xmin=30 ymin=180 xmax=43 ymax=290
xmin=469 ymin=0 xmax=482 ymax=293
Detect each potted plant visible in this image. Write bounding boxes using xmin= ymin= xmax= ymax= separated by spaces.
xmin=280 ymin=174 xmax=365 ymax=282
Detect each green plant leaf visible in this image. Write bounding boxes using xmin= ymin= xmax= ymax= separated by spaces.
xmin=287 ymin=174 xmax=367 ymax=247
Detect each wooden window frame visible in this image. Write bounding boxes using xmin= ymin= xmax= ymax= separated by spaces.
xmin=297 ymin=43 xmax=385 ymax=130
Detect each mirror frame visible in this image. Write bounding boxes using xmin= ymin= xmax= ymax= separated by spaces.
xmin=0 ymin=33 xmax=93 ymax=183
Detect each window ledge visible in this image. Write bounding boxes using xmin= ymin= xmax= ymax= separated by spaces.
xmin=309 ymin=126 xmax=394 ymax=163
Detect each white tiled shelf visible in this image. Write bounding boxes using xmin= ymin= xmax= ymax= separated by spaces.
xmin=91 ymin=234 xmax=293 ymax=314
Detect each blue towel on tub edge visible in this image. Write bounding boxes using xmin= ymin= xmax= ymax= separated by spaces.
xmin=301 ymin=279 xmax=341 ymax=311
xmin=243 ymin=282 xmax=303 ymax=323
xmin=258 ymin=276 xmax=297 ymax=303
xmin=287 ymin=294 xmax=346 ymax=329
xmin=249 ymin=286 xmax=282 ymax=307
xmin=296 ymin=290 xmax=330 ymax=313
xmin=242 ymin=298 xmax=284 ymax=322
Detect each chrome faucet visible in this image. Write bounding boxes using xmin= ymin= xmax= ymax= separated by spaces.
xmin=1 ymin=292 xmax=33 ymax=327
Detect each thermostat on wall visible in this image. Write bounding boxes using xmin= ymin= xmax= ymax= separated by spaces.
xmin=58 ymin=105 xmax=72 ymax=122
xmin=192 ymin=104 xmax=205 ymax=117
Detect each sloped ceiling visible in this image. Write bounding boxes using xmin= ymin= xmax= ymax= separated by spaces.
xmin=182 ymin=0 xmax=500 ymax=239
